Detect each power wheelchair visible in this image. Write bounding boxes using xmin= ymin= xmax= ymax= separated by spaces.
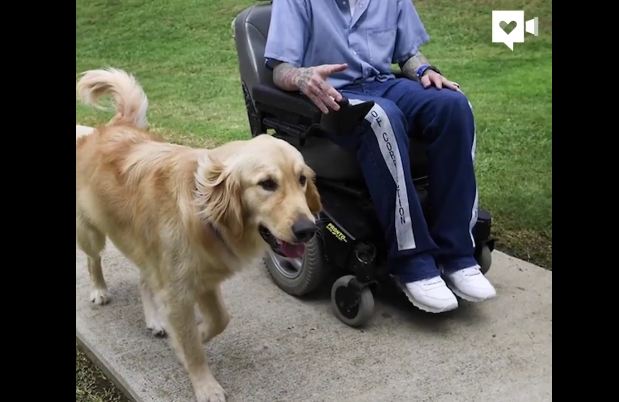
xmin=232 ymin=3 xmax=495 ymax=327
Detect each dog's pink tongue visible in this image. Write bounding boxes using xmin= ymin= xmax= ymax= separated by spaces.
xmin=281 ymin=242 xmax=306 ymax=258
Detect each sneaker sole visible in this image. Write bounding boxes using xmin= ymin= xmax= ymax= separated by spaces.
xmin=393 ymin=277 xmax=458 ymax=314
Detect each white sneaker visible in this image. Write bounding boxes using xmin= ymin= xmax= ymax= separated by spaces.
xmin=444 ymin=265 xmax=496 ymax=302
xmin=394 ymin=276 xmax=458 ymax=313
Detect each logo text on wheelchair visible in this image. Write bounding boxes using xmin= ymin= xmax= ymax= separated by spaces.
xmin=326 ymin=223 xmax=348 ymax=243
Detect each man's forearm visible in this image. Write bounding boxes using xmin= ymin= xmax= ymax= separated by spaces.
xmin=400 ymin=52 xmax=430 ymax=80
xmin=272 ymin=62 xmax=313 ymax=92
xmin=271 ymin=61 xmax=347 ymax=113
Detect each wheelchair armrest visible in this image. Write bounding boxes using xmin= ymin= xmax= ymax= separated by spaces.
xmin=252 ymin=84 xmax=322 ymax=122
xmin=251 ymin=83 xmax=375 ymax=138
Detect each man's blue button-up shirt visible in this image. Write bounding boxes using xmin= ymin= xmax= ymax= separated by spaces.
xmin=265 ymin=0 xmax=430 ymax=89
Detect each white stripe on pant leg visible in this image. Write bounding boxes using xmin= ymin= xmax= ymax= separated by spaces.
xmin=468 ymin=100 xmax=478 ymax=248
xmin=468 ymin=100 xmax=477 ymax=162
xmin=470 ymin=189 xmax=478 ymax=248
xmin=349 ymin=99 xmax=416 ymax=250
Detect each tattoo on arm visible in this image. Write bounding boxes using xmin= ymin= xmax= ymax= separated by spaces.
xmin=401 ymin=52 xmax=430 ymax=80
xmin=295 ymin=67 xmax=313 ymax=92
xmin=273 ymin=62 xmax=298 ymax=90
xmin=273 ymin=62 xmax=313 ymax=92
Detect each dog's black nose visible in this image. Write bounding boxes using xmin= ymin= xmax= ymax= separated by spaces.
xmin=292 ymin=219 xmax=316 ymax=243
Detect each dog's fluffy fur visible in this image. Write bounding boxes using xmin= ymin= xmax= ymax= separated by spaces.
xmin=76 ymin=68 xmax=321 ymax=402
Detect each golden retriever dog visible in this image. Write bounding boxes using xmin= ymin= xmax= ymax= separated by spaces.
xmin=76 ymin=68 xmax=321 ymax=402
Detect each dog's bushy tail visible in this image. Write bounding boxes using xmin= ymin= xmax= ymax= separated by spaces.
xmin=77 ymin=68 xmax=149 ymax=129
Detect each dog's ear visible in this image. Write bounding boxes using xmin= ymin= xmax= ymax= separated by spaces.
xmin=196 ymin=158 xmax=244 ymax=239
xmin=304 ymin=167 xmax=322 ymax=215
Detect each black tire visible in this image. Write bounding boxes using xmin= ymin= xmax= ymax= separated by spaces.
xmin=264 ymin=234 xmax=328 ymax=296
xmin=331 ymin=275 xmax=374 ymax=327
xmin=478 ymin=245 xmax=492 ymax=274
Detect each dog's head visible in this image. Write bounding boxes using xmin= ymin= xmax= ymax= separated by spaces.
xmin=196 ymin=134 xmax=321 ymax=258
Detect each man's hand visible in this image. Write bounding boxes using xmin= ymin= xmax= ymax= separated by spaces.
xmin=273 ymin=62 xmax=347 ymax=114
xmin=295 ymin=64 xmax=347 ymax=113
xmin=420 ymin=69 xmax=461 ymax=92
xmin=401 ymin=53 xmax=462 ymax=92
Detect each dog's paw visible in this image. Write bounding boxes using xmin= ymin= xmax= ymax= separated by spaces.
xmin=194 ymin=379 xmax=226 ymax=402
xmin=147 ymin=323 xmax=167 ymax=338
xmin=89 ymin=289 xmax=110 ymax=305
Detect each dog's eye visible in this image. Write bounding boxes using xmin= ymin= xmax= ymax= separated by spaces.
xmin=299 ymin=175 xmax=307 ymax=186
xmin=258 ymin=178 xmax=278 ymax=191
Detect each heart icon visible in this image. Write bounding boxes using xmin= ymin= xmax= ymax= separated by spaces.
xmin=500 ymin=20 xmax=518 ymax=34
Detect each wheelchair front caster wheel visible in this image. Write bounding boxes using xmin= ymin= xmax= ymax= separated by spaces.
xmin=330 ymin=275 xmax=374 ymax=327
xmin=478 ymin=245 xmax=492 ymax=275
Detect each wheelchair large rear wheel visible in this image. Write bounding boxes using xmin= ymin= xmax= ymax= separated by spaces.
xmin=265 ymin=234 xmax=328 ymax=296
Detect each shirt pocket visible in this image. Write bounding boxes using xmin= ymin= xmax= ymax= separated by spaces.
xmin=367 ymin=27 xmax=396 ymax=66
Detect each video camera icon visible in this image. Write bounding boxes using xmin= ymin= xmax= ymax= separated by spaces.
xmin=492 ymin=10 xmax=539 ymax=51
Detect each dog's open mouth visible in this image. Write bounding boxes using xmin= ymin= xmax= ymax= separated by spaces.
xmin=259 ymin=225 xmax=306 ymax=259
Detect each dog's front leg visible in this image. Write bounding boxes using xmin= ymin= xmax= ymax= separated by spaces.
xmin=196 ymin=285 xmax=231 ymax=344
xmin=164 ymin=290 xmax=226 ymax=402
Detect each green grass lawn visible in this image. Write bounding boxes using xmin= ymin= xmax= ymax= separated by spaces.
xmin=77 ymin=0 xmax=551 ymax=398
xmin=76 ymin=345 xmax=128 ymax=402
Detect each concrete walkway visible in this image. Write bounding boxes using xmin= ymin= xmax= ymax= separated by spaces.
xmin=76 ymin=245 xmax=551 ymax=402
